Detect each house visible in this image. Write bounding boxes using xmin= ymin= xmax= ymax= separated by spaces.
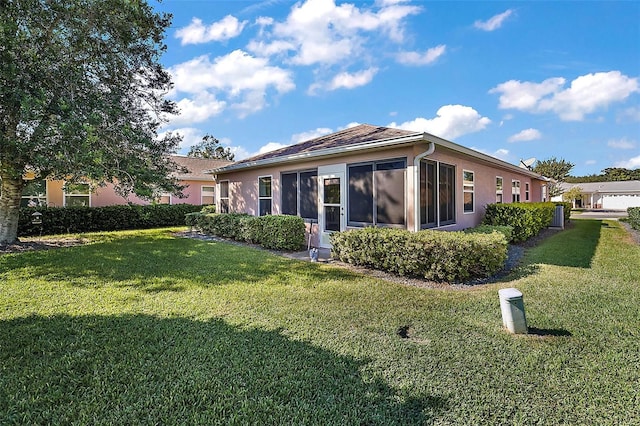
xmin=209 ymin=124 xmax=547 ymax=248
xmin=19 ymin=155 xmax=232 ymax=208
xmin=552 ymin=181 xmax=640 ymax=210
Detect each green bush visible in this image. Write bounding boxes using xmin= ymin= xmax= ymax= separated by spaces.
xmin=482 ymin=202 xmax=555 ymax=242
xmin=628 ymin=207 xmax=640 ymax=230
xmin=330 ymin=227 xmax=507 ymax=283
xmin=464 ymin=225 xmax=514 ymax=243
xmin=18 ymin=204 xmax=203 ymax=237
xmin=196 ymin=213 xmax=305 ymax=251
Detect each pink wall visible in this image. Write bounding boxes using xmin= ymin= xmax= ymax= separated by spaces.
xmin=45 ymin=179 xmax=216 ymax=207
xmin=217 ymin=142 xmax=546 ymax=246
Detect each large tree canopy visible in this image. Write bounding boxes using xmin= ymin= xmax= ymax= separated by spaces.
xmin=187 ymin=135 xmax=235 ymax=161
xmin=0 ymin=0 xmax=183 ymax=243
xmin=532 ymin=157 xmax=575 ymax=197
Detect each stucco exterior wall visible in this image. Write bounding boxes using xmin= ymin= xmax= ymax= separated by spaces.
xmin=216 ymin=142 xmax=545 ymax=248
xmin=44 ymin=179 xmax=216 ymax=207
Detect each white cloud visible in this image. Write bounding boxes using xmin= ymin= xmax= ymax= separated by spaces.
xmin=290 ymin=127 xmax=333 ymax=143
xmin=159 ymin=127 xmax=205 ymax=152
xmin=490 ymin=71 xmax=639 ymax=121
xmin=175 ymin=16 xmax=247 ymax=45
xmin=329 ymin=68 xmax=378 ymax=90
xmin=585 ymin=160 xmax=597 ymax=165
xmin=258 ymin=142 xmax=290 ymax=155
xmin=169 ymin=51 xmax=295 ymax=117
xmin=615 ymin=155 xmax=640 ymax=169
xmin=508 ymin=128 xmax=542 ymax=143
xmin=250 ymin=0 xmax=421 ymax=66
xmin=388 ymin=105 xmax=491 ymax=140
xmin=619 ymin=106 xmax=640 ymax=122
xmin=471 ymin=147 xmax=511 ymax=161
xmin=608 ymin=137 xmax=636 ymax=150
xmin=168 ymin=92 xmax=226 ymax=127
xmin=397 ymin=45 xmax=446 ymax=66
xmin=474 ymin=9 xmax=513 ymax=31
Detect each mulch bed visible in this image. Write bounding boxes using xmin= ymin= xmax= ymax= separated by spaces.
xmin=0 ymin=237 xmax=89 ymax=255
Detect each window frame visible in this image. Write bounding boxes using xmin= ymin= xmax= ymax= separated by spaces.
xmin=496 ymin=176 xmax=503 ymax=204
xmin=525 ymin=182 xmax=530 ymax=201
xmin=218 ymin=180 xmax=230 ymax=213
xmin=20 ymin=178 xmax=48 ymax=207
xmin=258 ymin=175 xmax=272 ymax=216
xmin=201 ymin=185 xmax=215 ymax=205
xmin=463 ymin=170 xmax=475 ymax=214
xmin=347 ymin=158 xmax=406 ymax=228
xmin=280 ymin=169 xmax=318 ymax=220
xmin=512 ymin=180 xmax=521 ymax=203
xmin=419 ymin=160 xmax=456 ymax=229
xmin=63 ymin=182 xmax=91 ymax=207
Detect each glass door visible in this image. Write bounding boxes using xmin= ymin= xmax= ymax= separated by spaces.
xmin=318 ymin=164 xmax=346 ymax=248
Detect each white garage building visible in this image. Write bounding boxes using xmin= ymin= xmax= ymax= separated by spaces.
xmin=554 ymin=181 xmax=640 ymax=210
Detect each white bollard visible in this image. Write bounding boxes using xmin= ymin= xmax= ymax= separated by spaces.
xmin=498 ymin=288 xmax=528 ymax=334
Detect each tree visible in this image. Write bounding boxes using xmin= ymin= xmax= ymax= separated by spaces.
xmin=187 ymin=135 xmax=235 ymax=161
xmin=0 ymin=0 xmax=183 ymax=243
xmin=562 ymin=186 xmax=583 ymax=208
xmin=532 ymin=157 xmax=575 ymax=197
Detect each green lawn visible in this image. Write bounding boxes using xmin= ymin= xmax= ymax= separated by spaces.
xmin=1 ymin=221 xmax=639 ymax=425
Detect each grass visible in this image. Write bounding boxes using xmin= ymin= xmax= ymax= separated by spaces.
xmin=1 ymin=221 xmax=639 ymax=425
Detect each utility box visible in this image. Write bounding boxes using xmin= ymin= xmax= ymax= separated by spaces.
xmin=498 ymin=288 xmax=528 ymax=334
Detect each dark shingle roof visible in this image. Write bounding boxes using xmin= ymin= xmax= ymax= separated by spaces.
xmin=233 ymin=124 xmax=418 ymax=166
xmin=170 ymin=155 xmax=233 ymax=180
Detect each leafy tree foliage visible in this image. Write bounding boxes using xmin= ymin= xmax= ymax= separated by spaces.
xmin=562 ymin=186 xmax=583 ymax=206
xmin=532 ymin=157 xmax=575 ymax=197
xmin=187 ymin=135 xmax=235 ymax=161
xmin=0 ymin=0 xmax=182 ymax=243
xmin=566 ymin=167 xmax=640 ymax=183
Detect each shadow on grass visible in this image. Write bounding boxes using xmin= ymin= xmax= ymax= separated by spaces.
xmin=527 ymin=327 xmax=572 ymax=337
xmin=0 ymin=314 xmax=444 ymax=424
xmin=0 ymin=234 xmax=362 ymax=291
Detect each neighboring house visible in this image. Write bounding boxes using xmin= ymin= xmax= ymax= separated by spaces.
xmin=552 ymin=181 xmax=640 ymax=210
xmin=19 ymin=155 xmax=232 ymax=208
xmin=209 ymin=124 xmax=547 ymax=248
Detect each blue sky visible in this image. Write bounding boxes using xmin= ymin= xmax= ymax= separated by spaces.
xmin=154 ymin=0 xmax=640 ymax=176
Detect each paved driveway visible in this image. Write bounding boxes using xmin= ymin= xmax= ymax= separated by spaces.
xmin=571 ymin=211 xmax=629 ymax=221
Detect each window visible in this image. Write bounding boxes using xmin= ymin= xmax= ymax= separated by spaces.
xmin=281 ymin=170 xmax=318 ymax=219
xmin=219 ymin=180 xmax=229 ymax=213
xmin=157 ymin=193 xmax=171 ymax=204
xmin=348 ymin=159 xmax=405 ymax=227
xmin=496 ymin=177 xmax=503 ymax=203
xmin=420 ymin=160 xmax=455 ymax=228
xmin=463 ymin=170 xmax=474 ymax=213
xmin=201 ymin=185 xmax=215 ymax=205
xmin=64 ymin=183 xmax=91 ymax=207
xmin=258 ymin=176 xmax=272 ymax=216
xmin=21 ymin=179 xmax=47 ymax=207
xmin=525 ymin=182 xmax=530 ymax=201
xmin=512 ymin=180 xmax=521 ymax=203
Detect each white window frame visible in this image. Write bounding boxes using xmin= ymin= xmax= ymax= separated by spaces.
xmin=463 ymin=170 xmax=475 ymax=214
xmin=496 ymin=176 xmax=503 ymax=203
xmin=258 ymin=175 xmax=272 ymax=216
xmin=512 ymin=180 xmax=521 ymax=203
xmin=201 ymin=185 xmax=215 ymax=205
xmin=525 ymin=182 xmax=530 ymax=201
xmin=218 ymin=180 xmax=230 ymax=213
xmin=21 ymin=178 xmax=48 ymax=207
xmin=63 ymin=182 xmax=91 ymax=207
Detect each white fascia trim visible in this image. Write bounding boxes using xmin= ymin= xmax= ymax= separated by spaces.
xmin=209 ymin=133 xmax=428 ymax=174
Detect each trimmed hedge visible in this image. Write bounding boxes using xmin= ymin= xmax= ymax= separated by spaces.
xmin=330 ymin=227 xmax=508 ymax=283
xmin=18 ymin=204 xmax=203 ymax=237
xmin=482 ymin=202 xmax=555 ymax=242
xmin=628 ymin=207 xmax=640 ymax=230
xmin=194 ymin=213 xmax=306 ymax=251
xmin=464 ymin=225 xmax=514 ymax=243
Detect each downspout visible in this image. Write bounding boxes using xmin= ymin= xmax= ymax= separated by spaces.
xmin=413 ymin=141 xmax=436 ymax=232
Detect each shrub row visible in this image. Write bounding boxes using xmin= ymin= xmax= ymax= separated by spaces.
xmin=18 ymin=204 xmax=203 ymax=236
xmin=482 ymin=202 xmax=556 ymax=242
xmin=464 ymin=224 xmax=514 ymax=243
xmin=330 ymin=227 xmax=508 ymax=283
xmin=193 ymin=213 xmax=306 ymax=251
xmin=628 ymin=207 xmax=640 ymax=230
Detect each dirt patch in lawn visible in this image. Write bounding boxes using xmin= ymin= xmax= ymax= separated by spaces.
xmin=0 ymin=237 xmax=89 ymax=255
